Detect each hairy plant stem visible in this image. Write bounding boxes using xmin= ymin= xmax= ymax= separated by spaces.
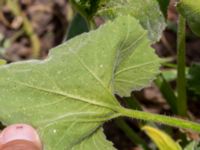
xmin=114 ymin=97 xmax=149 ymax=149
xmin=119 ymin=108 xmax=200 ymax=133
xmin=177 ymin=14 xmax=187 ymax=116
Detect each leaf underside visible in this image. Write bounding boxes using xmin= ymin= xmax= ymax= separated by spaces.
xmin=97 ymin=0 xmax=166 ymax=42
xmin=71 ymin=128 xmax=116 ymax=150
xmin=0 ymin=16 xmax=160 ymax=149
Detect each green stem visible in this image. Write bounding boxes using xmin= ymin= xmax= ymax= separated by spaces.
xmin=124 ymin=96 xmax=146 ymax=127
xmin=87 ymin=19 xmax=97 ymax=30
xmin=115 ymin=118 xmax=149 ymax=150
xmin=119 ymin=108 xmax=200 ymax=133
xmin=177 ymin=14 xmax=187 ymax=116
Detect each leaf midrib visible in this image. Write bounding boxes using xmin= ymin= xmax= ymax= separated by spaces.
xmin=13 ymin=80 xmax=120 ymax=112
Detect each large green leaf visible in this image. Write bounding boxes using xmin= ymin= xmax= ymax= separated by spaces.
xmin=0 ymin=16 xmax=160 ymax=149
xmin=96 ymin=0 xmax=166 ymax=42
xmin=177 ymin=0 xmax=200 ymax=36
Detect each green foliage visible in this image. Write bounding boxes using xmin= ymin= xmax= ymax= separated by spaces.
xmin=157 ymin=0 xmax=170 ymax=18
xmin=97 ymin=0 xmax=166 ymax=42
xmin=155 ymin=74 xmax=177 ymax=114
xmin=0 ymin=16 xmax=160 ymax=149
xmin=71 ymin=0 xmax=166 ymax=42
xmin=64 ymin=13 xmax=89 ymax=41
xmin=162 ymin=69 xmax=177 ymax=81
xmin=70 ymin=0 xmax=101 ymax=19
xmin=177 ymin=0 xmax=200 ymax=36
xmin=184 ymin=141 xmax=200 ymax=150
xmin=142 ymin=126 xmax=182 ymax=150
xmin=188 ymin=64 xmax=200 ymax=96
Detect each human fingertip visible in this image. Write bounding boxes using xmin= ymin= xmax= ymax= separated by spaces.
xmin=0 ymin=124 xmax=42 ymax=150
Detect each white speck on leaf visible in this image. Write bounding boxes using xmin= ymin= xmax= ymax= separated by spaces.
xmin=53 ymin=129 xmax=57 ymax=133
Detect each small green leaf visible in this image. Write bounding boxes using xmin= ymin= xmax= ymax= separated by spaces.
xmin=0 ymin=16 xmax=160 ymax=149
xmin=97 ymin=0 xmax=166 ymax=42
xmin=188 ymin=63 xmax=200 ymax=96
xmin=70 ymin=0 xmax=166 ymax=42
xmin=64 ymin=13 xmax=89 ymax=41
xmin=162 ymin=69 xmax=177 ymax=81
xmin=142 ymin=126 xmax=182 ymax=150
xmin=177 ymin=0 xmax=200 ymax=36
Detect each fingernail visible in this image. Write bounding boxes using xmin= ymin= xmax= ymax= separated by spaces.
xmin=0 ymin=124 xmax=42 ymax=150
xmin=0 ymin=140 xmax=40 ymax=150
